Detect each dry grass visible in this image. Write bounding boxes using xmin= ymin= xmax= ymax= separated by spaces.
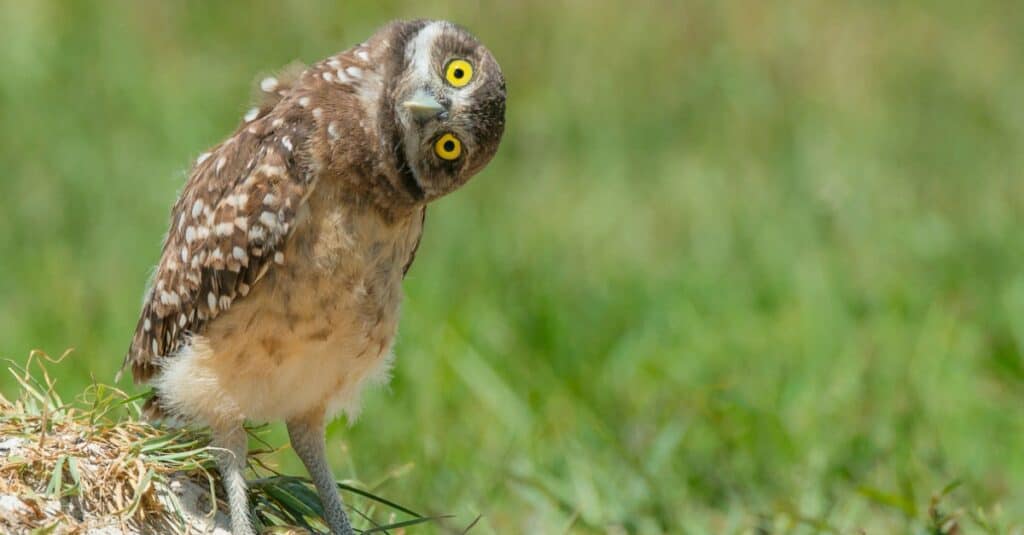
xmin=0 ymin=351 xmax=442 ymax=534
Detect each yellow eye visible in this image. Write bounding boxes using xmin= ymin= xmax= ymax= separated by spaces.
xmin=445 ymin=59 xmax=473 ymax=87
xmin=434 ymin=133 xmax=462 ymax=160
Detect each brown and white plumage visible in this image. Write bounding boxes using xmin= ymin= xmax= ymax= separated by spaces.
xmin=123 ymin=20 xmax=505 ymax=535
xmin=128 ymin=86 xmax=312 ymax=381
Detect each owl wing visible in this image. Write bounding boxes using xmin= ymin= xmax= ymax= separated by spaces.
xmin=125 ymin=99 xmax=316 ymax=383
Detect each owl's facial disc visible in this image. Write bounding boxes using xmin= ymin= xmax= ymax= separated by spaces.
xmin=392 ymin=21 xmax=506 ymax=203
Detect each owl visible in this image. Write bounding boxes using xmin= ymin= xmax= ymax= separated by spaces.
xmin=122 ymin=20 xmax=505 ymax=535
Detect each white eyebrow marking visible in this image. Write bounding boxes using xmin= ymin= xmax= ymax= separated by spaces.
xmin=407 ymin=21 xmax=448 ymax=82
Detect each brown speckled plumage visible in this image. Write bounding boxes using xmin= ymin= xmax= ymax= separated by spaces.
xmin=122 ymin=20 xmax=505 ymax=535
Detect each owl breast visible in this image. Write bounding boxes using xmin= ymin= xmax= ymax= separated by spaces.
xmin=152 ymin=187 xmax=424 ymax=428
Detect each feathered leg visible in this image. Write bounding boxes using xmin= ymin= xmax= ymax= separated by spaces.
xmin=287 ymin=410 xmax=354 ymax=535
xmin=214 ymin=425 xmax=255 ymax=535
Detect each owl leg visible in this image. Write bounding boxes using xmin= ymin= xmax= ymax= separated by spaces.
xmin=213 ymin=425 xmax=255 ymax=535
xmin=287 ymin=410 xmax=355 ymax=535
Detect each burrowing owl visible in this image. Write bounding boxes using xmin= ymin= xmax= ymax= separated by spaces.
xmin=122 ymin=20 xmax=505 ymax=535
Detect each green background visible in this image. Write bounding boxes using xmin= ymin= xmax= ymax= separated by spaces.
xmin=2 ymin=1 xmax=1023 ymax=532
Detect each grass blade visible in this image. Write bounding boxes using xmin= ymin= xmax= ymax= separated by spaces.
xmin=361 ymin=515 xmax=453 ymax=534
xmin=339 ymin=482 xmax=423 ymax=518
xmin=45 ymin=455 xmax=65 ymax=497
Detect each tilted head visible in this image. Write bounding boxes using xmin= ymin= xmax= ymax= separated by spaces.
xmin=377 ymin=20 xmax=506 ymax=203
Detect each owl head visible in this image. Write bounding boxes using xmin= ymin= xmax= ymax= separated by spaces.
xmin=379 ymin=20 xmax=506 ymax=203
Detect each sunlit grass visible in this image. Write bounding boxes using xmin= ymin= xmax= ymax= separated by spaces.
xmin=1 ymin=0 xmax=1023 ymax=532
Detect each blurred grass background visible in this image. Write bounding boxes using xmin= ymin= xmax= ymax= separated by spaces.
xmin=2 ymin=0 xmax=1024 ymax=532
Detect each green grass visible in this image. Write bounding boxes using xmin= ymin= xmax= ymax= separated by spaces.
xmin=2 ymin=0 xmax=1024 ymax=532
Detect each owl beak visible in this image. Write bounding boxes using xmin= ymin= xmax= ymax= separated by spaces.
xmin=402 ymin=93 xmax=446 ymax=121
